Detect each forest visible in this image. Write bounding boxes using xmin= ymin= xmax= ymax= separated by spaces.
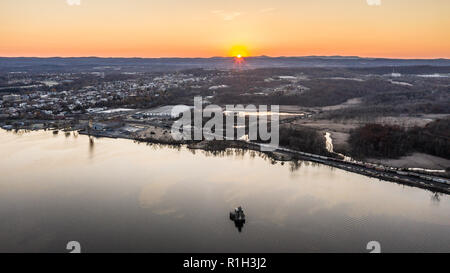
xmin=348 ymin=119 xmax=450 ymax=159
xmin=279 ymin=126 xmax=329 ymax=156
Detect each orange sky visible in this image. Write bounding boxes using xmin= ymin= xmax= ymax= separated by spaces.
xmin=0 ymin=0 xmax=449 ymax=58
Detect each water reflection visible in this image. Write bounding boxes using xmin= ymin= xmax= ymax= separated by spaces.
xmin=0 ymin=129 xmax=449 ymax=253
xmin=137 ymin=142 xmax=330 ymax=173
xmin=232 ymin=219 xmax=245 ymax=233
xmin=431 ymin=192 xmax=442 ymax=204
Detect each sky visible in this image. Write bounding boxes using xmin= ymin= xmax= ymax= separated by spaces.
xmin=0 ymin=0 xmax=449 ymax=58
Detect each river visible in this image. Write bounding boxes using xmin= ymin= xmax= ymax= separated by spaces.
xmin=0 ymin=129 xmax=449 ymax=253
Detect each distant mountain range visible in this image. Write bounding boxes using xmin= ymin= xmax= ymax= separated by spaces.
xmin=0 ymin=56 xmax=449 ymax=73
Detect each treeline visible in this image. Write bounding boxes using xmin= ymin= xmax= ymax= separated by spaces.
xmin=348 ymin=119 xmax=450 ymax=159
xmin=279 ymin=126 xmax=328 ymax=156
xmin=410 ymin=119 xmax=450 ymax=159
xmin=348 ymin=124 xmax=410 ymax=158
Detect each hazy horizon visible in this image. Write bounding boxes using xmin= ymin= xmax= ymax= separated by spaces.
xmin=1 ymin=55 xmax=449 ymax=60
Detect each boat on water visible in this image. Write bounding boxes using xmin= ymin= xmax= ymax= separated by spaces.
xmin=230 ymin=206 xmax=246 ymax=222
xmin=230 ymin=207 xmax=246 ymax=232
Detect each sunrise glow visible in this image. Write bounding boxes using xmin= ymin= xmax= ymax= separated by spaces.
xmin=229 ymin=45 xmax=250 ymax=58
xmin=0 ymin=0 xmax=449 ymax=58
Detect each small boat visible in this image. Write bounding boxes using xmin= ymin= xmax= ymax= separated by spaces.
xmin=229 ymin=206 xmax=246 ymax=232
xmin=229 ymin=206 xmax=245 ymax=222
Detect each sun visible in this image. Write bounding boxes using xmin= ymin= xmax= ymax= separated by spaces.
xmin=229 ymin=45 xmax=249 ymax=58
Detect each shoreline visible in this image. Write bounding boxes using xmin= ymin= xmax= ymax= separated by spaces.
xmin=76 ymin=129 xmax=450 ymax=195
xmin=2 ymin=124 xmax=449 ymax=195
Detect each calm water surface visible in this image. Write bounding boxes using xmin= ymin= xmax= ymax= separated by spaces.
xmin=0 ymin=130 xmax=449 ymax=253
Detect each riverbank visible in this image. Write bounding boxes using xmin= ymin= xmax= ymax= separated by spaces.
xmin=3 ymin=120 xmax=450 ymax=194
xmin=76 ymin=127 xmax=450 ymax=195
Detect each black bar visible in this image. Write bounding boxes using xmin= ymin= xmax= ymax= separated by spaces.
xmin=3 ymin=253 xmax=449 ymax=272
